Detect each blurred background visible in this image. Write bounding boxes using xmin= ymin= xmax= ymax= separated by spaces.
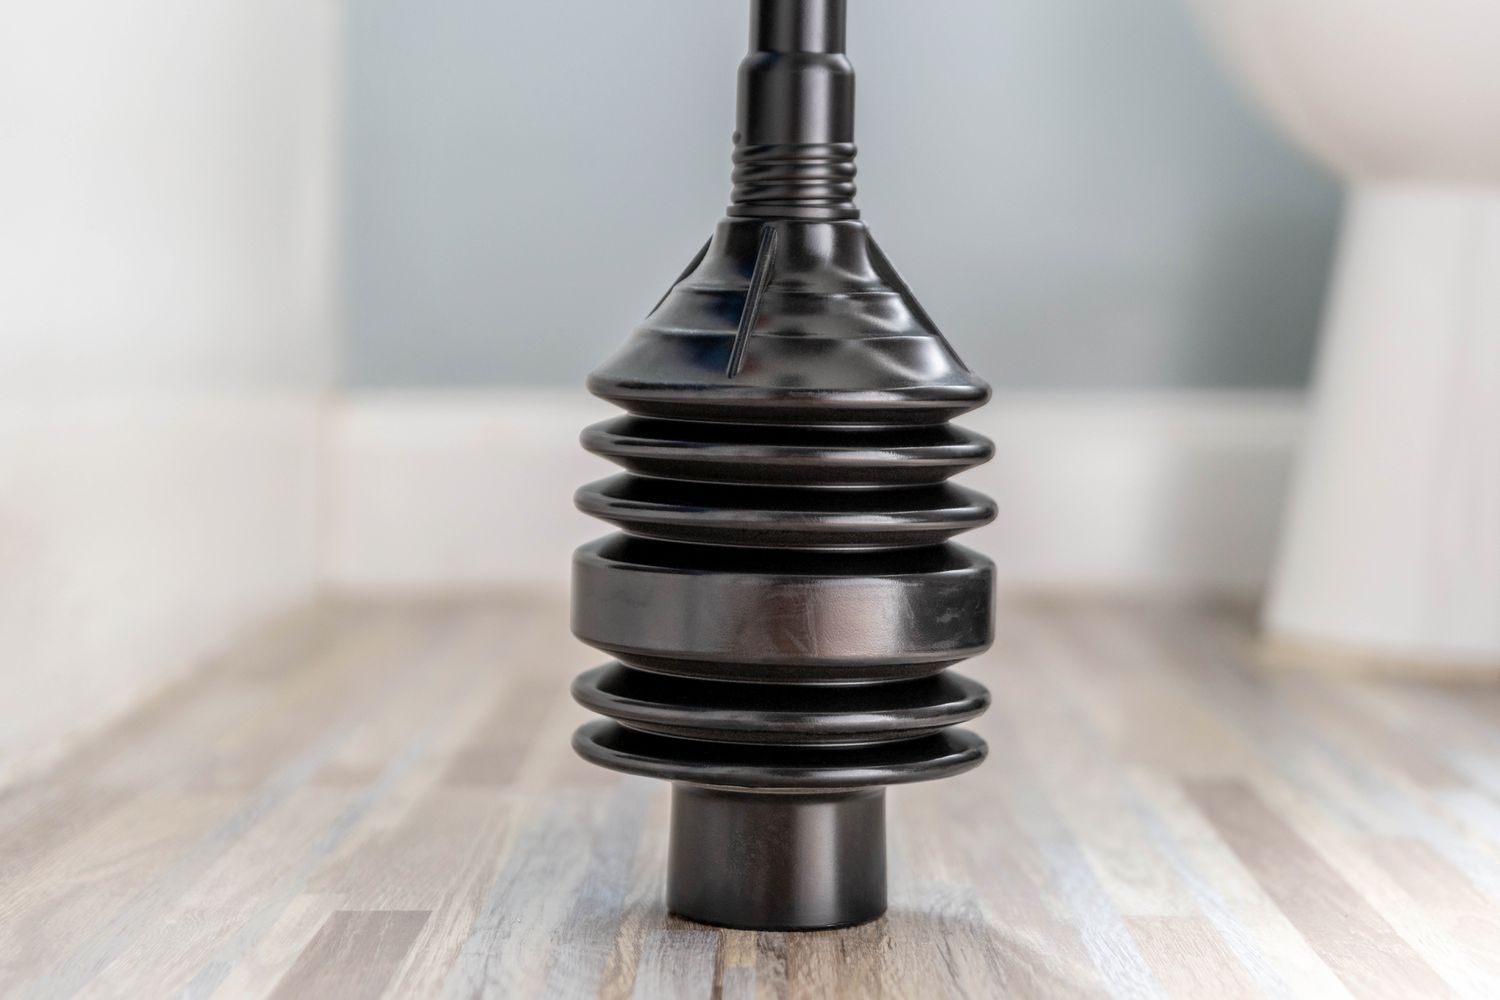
xmin=343 ymin=1 xmax=1337 ymax=391
xmin=14 ymin=0 xmax=1494 ymax=783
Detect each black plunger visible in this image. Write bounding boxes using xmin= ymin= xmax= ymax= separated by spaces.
xmin=570 ymin=0 xmax=995 ymax=930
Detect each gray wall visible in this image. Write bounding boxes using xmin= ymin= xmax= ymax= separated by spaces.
xmin=345 ymin=0 xmax=1341 ymax=390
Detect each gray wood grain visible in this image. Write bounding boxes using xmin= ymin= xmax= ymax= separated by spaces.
xmin=3 ymin=593 xmax=1499 ymax=998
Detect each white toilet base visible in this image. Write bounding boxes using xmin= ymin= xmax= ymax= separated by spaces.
xmin=1267 ymin=183 xmax=1500 ymax=668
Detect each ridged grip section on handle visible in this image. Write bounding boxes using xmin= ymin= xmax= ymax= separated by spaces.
xmin=731 ymin=0 xmax=858 ymax=219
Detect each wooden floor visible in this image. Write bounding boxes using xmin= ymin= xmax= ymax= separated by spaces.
xmin=5 ymin=594 xmax=1500 ymax=999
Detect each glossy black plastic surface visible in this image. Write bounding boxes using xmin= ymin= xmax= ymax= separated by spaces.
xmin=570 ymin=0 xmax=994 ymax=931
xmin=668 ymin=787 xmax=885 ymax=930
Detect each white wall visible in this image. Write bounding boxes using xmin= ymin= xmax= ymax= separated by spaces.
xmin=0 ymin=0 xmax=341 ymax=781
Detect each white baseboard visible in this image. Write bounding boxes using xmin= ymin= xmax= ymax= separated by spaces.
xmin=0 ymin=395 xmax=323 ymax=783
xmin=323 ymin=390 xmax=1305 ymax=594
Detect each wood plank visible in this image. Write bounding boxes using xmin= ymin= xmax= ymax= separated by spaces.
xmin=268 ymin=909 xmax=429 ymax=1000
xmin=629 ymin=929 xmax=718 ymax=1000
xmin=207 ymin=893 xmax=346 ymax=1000
xmin=1186 ymin=778 xmax=1454 ymax=999
xmin=1125 ymin=916 xmax=1259 ymax=1000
